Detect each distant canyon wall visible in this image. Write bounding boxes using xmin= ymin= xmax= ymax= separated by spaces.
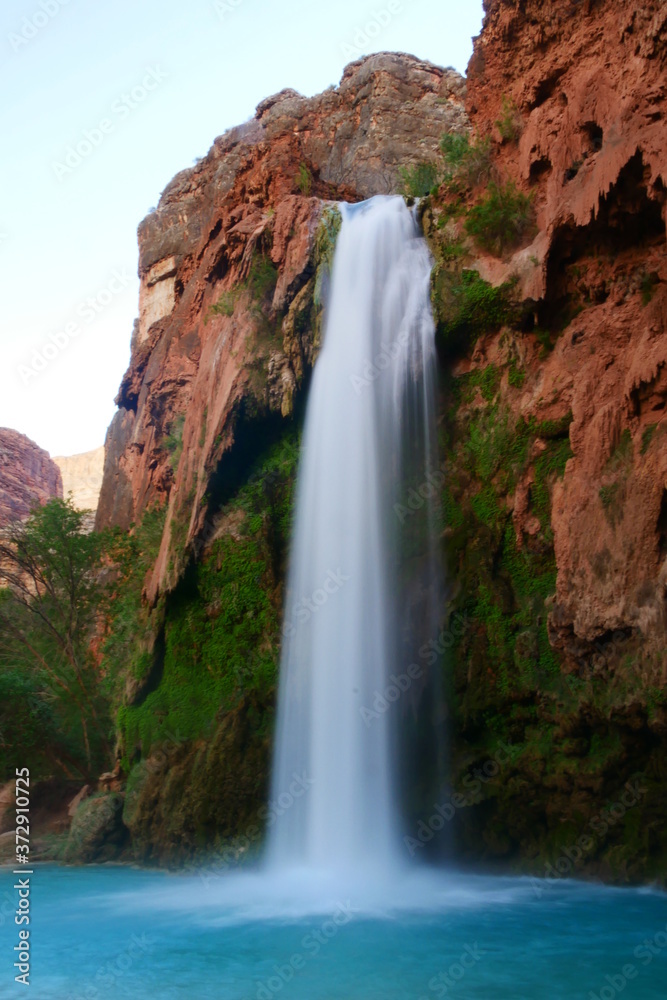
xmin=0 ymin=428 xmax=63 ymax=527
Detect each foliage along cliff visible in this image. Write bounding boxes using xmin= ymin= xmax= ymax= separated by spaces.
xmin=73 ymin=3 xmax=667 ymax=879
xmin=419 ymin=0 xmax=667 ymax=881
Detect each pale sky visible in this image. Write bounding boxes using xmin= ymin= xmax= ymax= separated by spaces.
xmin=0 ymin=0 xmax=484 ymax=457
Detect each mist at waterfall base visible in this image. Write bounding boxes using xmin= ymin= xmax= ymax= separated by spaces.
xmin=11 ymin=199 xmax=667 ymax=999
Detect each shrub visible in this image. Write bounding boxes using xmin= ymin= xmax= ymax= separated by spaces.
xmin=434 ymin=269 xmax=518 ymax=354
xmin=246 ymin=253 xmax=278 ymax=301
xmin=164 ymin=414 xmax=185 ymax=470
xmin=207 ymin=292 xmax=236 ymax=321
xmin=297 ymin=162 xmax=313 ymax=196
xmin=508 ymin=362 xmax=526 ymax=388
xmin=399 ymin=161 xmax=440 ymax=198
xmin=640 ymin=270 xmax=659 ymax=306
xmin=206 ymin=252 xmax=278 ymax=325
xmin=496 ymin=96 xmax=523 ymax=144
xmin=465 ymin=181 xmax=535 ymax=255
xmin=440 ymin=132 xmax=493 ymax=190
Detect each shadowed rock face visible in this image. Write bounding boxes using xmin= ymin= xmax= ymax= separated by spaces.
xmin=0 ymin=428 xmax=63 ymax=527
xmin=464 ymin=0 xmax=667 ymax=668
xmin=96 ymin=52 xmax=469 ymax=599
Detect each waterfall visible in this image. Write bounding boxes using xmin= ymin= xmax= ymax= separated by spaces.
xmin=268 ymin=195 xmax=442 ymax=874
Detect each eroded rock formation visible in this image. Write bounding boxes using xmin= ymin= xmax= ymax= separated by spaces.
xmin=417 ymin=0 xmax=667 ymax=877
xmin=0 ymin=428 xmax=63 ymax=527
xmin=467 ymin=0 xmax=667 ymax=666
xmin=96 ymin=53 xmax=468 ymax=604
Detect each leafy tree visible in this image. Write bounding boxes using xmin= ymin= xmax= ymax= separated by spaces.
xmin=0 ymin=498 xmax=114 ymax=777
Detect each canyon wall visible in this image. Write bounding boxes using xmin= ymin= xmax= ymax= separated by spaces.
xmin=87 ymin=4 xmax=667 ymax=879
xmin=0 ymin=428 xmax=63 ymax=527
xmin=420 ymin=0 xmax=667 ymax=879
xmin=54 ymin=446 xmax=105 ymax=514
xmin=96 ymin=53 xmax=467 ymax=602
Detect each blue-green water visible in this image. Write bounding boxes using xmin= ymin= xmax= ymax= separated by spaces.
xmin=2 ymin=865 xmax=666 ymax=999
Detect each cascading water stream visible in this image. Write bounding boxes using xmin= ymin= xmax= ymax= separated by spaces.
xmin=68 ymin=201 xmax=665 ymax=1000
xmin=268 ymin=195 xmax=443 ymax=874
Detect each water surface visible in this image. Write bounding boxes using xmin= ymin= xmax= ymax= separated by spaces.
xmin=3 ymin=865 xmax=667 ymax=999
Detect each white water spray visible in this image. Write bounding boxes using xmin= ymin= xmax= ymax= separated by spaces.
xmin=268 ymin=195 xmax=442 ymax=874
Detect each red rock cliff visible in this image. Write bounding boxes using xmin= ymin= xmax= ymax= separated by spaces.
xmin=0 ymin=429 xmax=63 ymax=527
xmin=96 ymin=53 xmax=469 ymax=599
xmin=465 ymin=0 xmax=667 ymax=674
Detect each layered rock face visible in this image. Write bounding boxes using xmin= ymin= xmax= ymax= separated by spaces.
xmin=54 ymin=446 xmax=105 ymax=513
xmin=96 ymin=53 xmax=468 ymax=603
xmin=0 ymin=429 xmax=63 ymax=527
xmin=465 ymin=0 xmax=667 ymax=684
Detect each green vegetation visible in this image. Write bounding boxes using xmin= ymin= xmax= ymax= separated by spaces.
xmin=641 ymin=424 xmax=657 ymax=455
xmin=297 ymin=162 xmax=313 ymax=196
xmin=599 ymin=483 xmax=620 ymax=511
xmin=442 ymin=378 xmax=573 ymax=716
xmin=433 ymin=269 xmax=518 ymax=355
xmin=206 ymin=251 xmax=279 ymax=326
xmin=246 ymin=253 xmax=278 ymax=303
xmin=314 ymin=205 xmax=342 ymax=308
xmin=534 ymin=326 xmax=555 ymax=356
xmin=0 ymin=499 xmax=115 ymax=779
xmin=508 ymin=361 xmax=526 ymax=388
xmin=102 ymin=504 xmax=167 ymax=695
xmin=465 ymin=181 xmax=536 ymax=256
xmin=606 ymin=429 xmax=633 ymax=472
xmin=117 ymin=430 xmax=300 ymax=758
xmin=496 ymin=96 xmax=523 ymax=144
xmin=399 ymin=161 xmax=440 ymax=198
xmin=640 ymin=270 xmax=658 ymax=306
xmin=440 ymin=132 xmax=493 ymax=190
xmin=164 ymin=414 xmax=185 ymax=470
xmin=207 ymin=292 xmax=236 ymax=321
xmin=0 ymin=668 xmax=64 ymax=780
